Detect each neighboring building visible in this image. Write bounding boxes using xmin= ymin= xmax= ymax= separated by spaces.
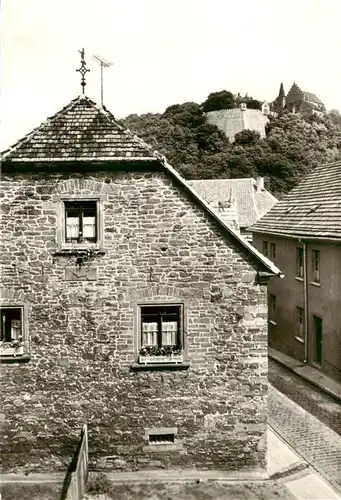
xmin=251 ymin=161 xmax=341 ymax=382
xmin=273 ymin=82 xmax=325 ymax=116
xmin=0 ymin=93 xmax=282 ymax=474
xmin=205 ymin=104 xmax=269 ymax=142
xmin=188 ymin=178 xmax=278 ymax=240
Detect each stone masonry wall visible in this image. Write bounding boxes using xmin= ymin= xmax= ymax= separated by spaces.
xmin=205 ymin=109 xmax=268 ymax=141
xmin=0 ymin=169 xmax=268 ymax=474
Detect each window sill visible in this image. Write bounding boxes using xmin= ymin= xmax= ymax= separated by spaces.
xmin=269 ymin=320 xmax=277 ymax=326
xmin=295 ymin=277 xmax=304 ymax=282
xmin=0 ymin=355 xmax=30 ymax=364
xmin=130 ymin=362 xmax=190 ymax=372
xmin=294 ymin=336 xmax=305 ymax=344
xmin=310 ymin=282 xmax=321 ymax=287
xmin=54 ymin=247 xmax=105 ymax=256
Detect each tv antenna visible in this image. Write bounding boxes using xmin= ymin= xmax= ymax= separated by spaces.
xmin=91 ymin=54 xmax=114 ymax=107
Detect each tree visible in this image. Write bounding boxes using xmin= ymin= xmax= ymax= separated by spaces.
xmin=202 ymin=90 xmax=235 ymax=112
xmin=245 ymin=99 xmax=262 ymax=110
xmin=234 ymin=129 xmax=261 ymax=145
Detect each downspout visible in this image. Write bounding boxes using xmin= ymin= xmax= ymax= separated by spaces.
xmin=301 ymin=240 xmax=308 ymax=363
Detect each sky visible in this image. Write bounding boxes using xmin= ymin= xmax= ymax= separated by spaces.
xmin=1 ymin=0 xmax=341 ymax=150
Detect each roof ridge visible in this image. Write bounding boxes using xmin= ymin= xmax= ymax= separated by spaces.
xmin=73 ymin=96 xmax=157 ymax=157
xmin=1 ymin=94 xmax=158 ymax=162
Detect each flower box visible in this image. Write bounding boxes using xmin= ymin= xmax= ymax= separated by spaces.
xmin=139 ymin=354 xmax=183 ymax=365
xmin=0 ymin=345 xmax=24 ymax=356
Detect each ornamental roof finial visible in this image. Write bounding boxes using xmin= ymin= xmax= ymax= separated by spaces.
xmin=76 ymin=48 xmax=90 ymax=94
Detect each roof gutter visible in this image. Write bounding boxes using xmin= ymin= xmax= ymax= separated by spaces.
xmin=250 ymin=229 xmax=341 ymax=243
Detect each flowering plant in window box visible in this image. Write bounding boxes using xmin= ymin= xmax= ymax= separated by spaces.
xmin=139 ymin=346 xmax=183 ymax=364
xmin=0 ymin=338 xmax=24 ymax=356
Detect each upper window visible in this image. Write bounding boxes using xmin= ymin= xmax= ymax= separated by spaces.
xmin=57 ymin=196 xmax=104 ymax=252
xmin=312 ymin=250 xmax=320 ymax=283
xmin=296 ymin=248 xmax=304 ymax=278
xmin=270 ymin=243 xmax=276 ymax=260
xmin=0 ymin=307 xmax=24 ymax=357
xmin=138 ymin=305 xmax=184 ymax=365
xmin=65 ymin=201 xmax=97 ymax=244
xmin=263 ymin=241 xmax=269 ymax=257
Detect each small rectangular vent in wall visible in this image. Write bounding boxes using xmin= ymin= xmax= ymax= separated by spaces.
xmin=149 ymin=433 xmax=175 ymax=444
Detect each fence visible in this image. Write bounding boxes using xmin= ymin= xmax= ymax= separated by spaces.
xmin=61 ymin=423 xmax=88 ymax=500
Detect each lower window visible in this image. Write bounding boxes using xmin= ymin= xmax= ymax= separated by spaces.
xmin=0 ymin=307 xmax=24 ymax=356
xmin=139 ymin=305 xmax=184 ymax=364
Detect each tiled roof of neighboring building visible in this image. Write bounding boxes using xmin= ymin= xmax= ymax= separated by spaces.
xmin=188 ymin=178 xmax=277 ymax=228
xmin=1 ymin=94 xmax=282 ymax=277
xmin=1 ymin=95 xmax=156 ymax=162
xmin=250 ymin=161 xmax=341 ymax=240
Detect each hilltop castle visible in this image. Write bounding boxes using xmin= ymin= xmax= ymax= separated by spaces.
xmin=273 ymin=82 xmax=325 ymax=116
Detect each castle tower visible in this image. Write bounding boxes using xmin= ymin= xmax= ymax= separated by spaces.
xmin=278 ymin=82 xmax=286 ymax=109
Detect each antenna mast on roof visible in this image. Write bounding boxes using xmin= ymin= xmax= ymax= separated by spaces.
xmin=91 ymin=54 xmax=114 ymax=107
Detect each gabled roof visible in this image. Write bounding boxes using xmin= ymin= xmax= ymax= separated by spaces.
xmin=286 ymin=83 xmax=324 ymax=107
xmin=1 ymin=95 xmax=156 ymax=162
xmin=188 ymin=178 xmax=277 ymax=228
xmin=1 ymin=95 xmax=282 ymax=277
xmin=250 ymin=161 xmax=341 ymax=240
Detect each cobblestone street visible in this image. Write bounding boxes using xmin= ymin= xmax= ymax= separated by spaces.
xmin=269 ymin=358 xmax=341 ymax=435
xmin=268 ymin=366 xmax=341 ymax=493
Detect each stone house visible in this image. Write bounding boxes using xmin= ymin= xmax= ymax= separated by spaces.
xmin=188 ymin=178 xmax=278 ymax=241
xmin=251 ymin=161 xmax=341 ymax=382
xmin=0 ymin=94 xmax=282 ymax=474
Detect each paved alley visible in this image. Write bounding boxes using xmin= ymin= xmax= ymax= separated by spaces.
xmin=269 ymin=358 xmax=341 ymax=436
xmin=269 ymin=383 xmax=341 ymax=493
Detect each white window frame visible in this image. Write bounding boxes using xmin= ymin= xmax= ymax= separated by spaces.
xmin=0 ymin=305 xmax=28 ymax=357
xmin=56 ymin=195 xmax=105 ymax=251
xmin=136 ymin=302 xmax=187 ymax=365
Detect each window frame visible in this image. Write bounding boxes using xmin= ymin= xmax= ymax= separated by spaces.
xmin=0 ymin=305 xmax=29 ymax=360
xmin=134 ymin=301 xmax=188 ymax=369
xmin=56 ymin=195 xmax=105 ymax=252
xmin=269 ymin=294 xmax=276 ymax=325
xmin=296 ymin=247 xmax=304 ymax=279
xmin=140 ymin=305 xmax=181 ymax=351
xmin=263 ymin=241 xmax=269 ymax=257
xmin=311 ymin=249 xmax=320 ymax=284
xmin=64 ymin=200 xmax=97 ymax=244
xmin=295 ymin=306 xmax=305 ymax=341
xmin=270 ymin=242 xmax=276 ymax=260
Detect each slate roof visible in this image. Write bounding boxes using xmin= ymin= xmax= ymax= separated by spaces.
xmin=1 ymin=95 xmax=156 ymax=162
xmin=188 ymin=179 xmax=278 ymax=228
xmin=1 ymin=94 xmax=282 ymax=277
xmin=303 ymin=91 xmax=324 ymax=106
xmin=250 ymin=161 xmax=341 ymax=240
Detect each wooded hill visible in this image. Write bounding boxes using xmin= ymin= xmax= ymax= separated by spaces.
xmin=120 ymin=92 xmax=341 ymax=197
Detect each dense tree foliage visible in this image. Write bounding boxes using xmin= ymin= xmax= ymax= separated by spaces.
xmin=202 ymin=90 xmax=235 ymax=112
xmin=121 ymin=100 xmax=341 ymax=197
